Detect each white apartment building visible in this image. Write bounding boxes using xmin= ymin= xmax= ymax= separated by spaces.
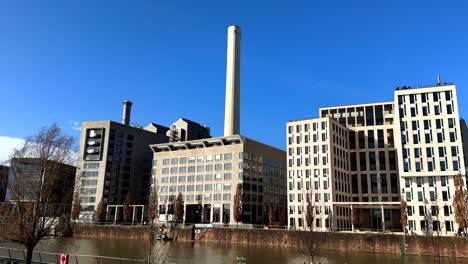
xmin=395 ymin=85 xmax=466 ymax=234
xmin=287 ymin=117 xmax=351 ymax=231
xmin=288 ymin=82 xmax=466 ymax=235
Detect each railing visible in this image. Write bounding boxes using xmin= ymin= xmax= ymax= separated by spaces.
xmin=0 ymin=246 xmax=146 ymax=264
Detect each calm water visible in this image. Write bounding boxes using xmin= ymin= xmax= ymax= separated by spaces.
xmin=1 ymin=237 xmax=464 ymax=264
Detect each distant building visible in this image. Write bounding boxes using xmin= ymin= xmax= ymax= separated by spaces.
xmin=150 ymin=135 xmax=286 ymax=225
xmin=0 ymin=165 xmax=9 ymax=202
xmin=6 ymin=158 xmax=76 ymax=215
xmin=287 ymin=82 xmax=466 ymax=235
xmin=167 ymin=118 xmax=211 ymax=142
xmin=76 ymin=101 xmax=211 ymax=221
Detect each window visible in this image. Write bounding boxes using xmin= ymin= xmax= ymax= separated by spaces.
xmin=369 ymin=152 xmax=376 ymax=171
xmin=380 ymin=174 xmax=387 ymax=194
xmin=368 ymin=130 xmax=375 ymax=148
xmin=378 ymin=151 xmax=386 ymax=170
xmin=416 ymin=177 xmax=424 ymax=187
xmin=224 ymin=153 xmax=232 ymax=160
xmin=371 ymin=174 xmax=378 ymax=194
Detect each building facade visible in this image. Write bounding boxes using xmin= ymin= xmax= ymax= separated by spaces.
xmin=320 ymin=102 xmax=401 ymax=230
xmin=77 ymin=121 xmax=169 ymax=220
xmin=287 ymin=117 xmax=351 ymax=230
xmin=287 ymin=83 xmax=466 ymax=235
xmin=395 ymin=85 xmax=466 ymax=234
xmin=6 ymin=158 xmax=76 ymax=215
xmin=76 ymin=102 xmax=212 ymax=221
xmin=150 ymin=135 xmax=287 ymax=225
xmin=0 ymin=165 xmax=9 ymax=202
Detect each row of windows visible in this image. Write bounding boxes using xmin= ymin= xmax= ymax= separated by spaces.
xmin=288 ymin=122 xmax=328 ymax=134
xmin=159 ymin=193 xmax=232 ymax=202
xmin=83 ymin=162 xmax=100 ymax=169
xmin=349 ymin=151 xmax=397 ymax=172
xmin=160 ymin=153 xmax=233 ymax=166
xmin=80 ymin=196 xmax=96 ymax=203
xmin=398 ymin=91 xmax=454 ymax=118
xmin=160 ymin=183 xmax=232 ymax=193
xmin=161 ymin=163 xmax=233 ymax=174
xmin=407 ymin=204 xmax=453 ymax=217
xmin=289 ymin=192 xmax=332 ymax=203
xmin=289 ymin=205 xmax=333 ymax=218
xmin=321 ymin=104 xmax=393 ymax=127
xmin=288 ymin=179 xmax=329 ymax=191
xmin=407 ymin=220 xmax=454 ymax=232
xmin=81 ymin=180 xmax=98 ymax=186
xmin=80 ymin=188 xmax=97 ymax=195
xmin=82 ymin=171 xmax=99 ymax=177
xmin=349 ymin=129 xmax=394 ymax=150
xmin=288 ymin=168 xmax=329 ymax=178
xmin=402 ymin=147 xmax=461 ymax=172
xmin=288 ymin=132 xmax=328 ymax=145
xmin=160 ymin=173 xmax=232 ymax=183
xmin=400 ymin=118 xmax=458 ymax=145
xmin=350 ymin=173 xmax=399 ymax=194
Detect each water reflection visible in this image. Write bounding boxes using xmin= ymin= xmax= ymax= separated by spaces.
xmin=1 ymin=238 xmax=464 ymax=264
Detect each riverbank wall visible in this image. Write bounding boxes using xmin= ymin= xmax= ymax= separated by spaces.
xmin=73 ymin=225 xmax=468 ymax=258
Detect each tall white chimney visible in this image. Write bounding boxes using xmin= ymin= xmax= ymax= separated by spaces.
xmin=122 ymin=100 xmax=132 ymax=125
xmin=224 ymin=25 xmax=241 ymax=136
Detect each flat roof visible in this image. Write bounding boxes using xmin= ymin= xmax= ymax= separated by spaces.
xmin=320 ymin=101 xmax=394 ymax=111
xmin=150 ymin=134 xmax=285 ymax=153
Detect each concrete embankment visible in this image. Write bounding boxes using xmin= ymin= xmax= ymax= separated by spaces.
xmin=73 ymin=225 xmax=468 ymax=258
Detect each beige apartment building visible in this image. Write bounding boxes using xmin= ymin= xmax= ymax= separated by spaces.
xmin=288 ymin=82 xmax=466 ymax=235
xmin=150 ymin=135 xmax=286 ymax=225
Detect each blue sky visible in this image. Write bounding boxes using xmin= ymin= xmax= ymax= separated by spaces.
xmin=1 ymin=0 xmax=468 ymax=156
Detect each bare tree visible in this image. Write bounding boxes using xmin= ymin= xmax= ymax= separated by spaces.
xmin=350 ymin=207 xmax=358 ymax=232
xmin=233 ymin=183 xmax=243 ymax=227
xmin=147 ymin=190 xmax=159 ymax=224
xmin=123 ymin=193 xmax=133 ymax=223
xmin=400 ymin=200 xmax=408 ymax=231
xmin=71 ymin=191 xmax=81 ymax=222
xmin=300 ymin=182 xmax=324 ymax=264
xmin=147 ymin=229 xmax=171 ymax=264
xmin=174 ymin=192 xmax=184 ymax=224
xmin=268 ymin=207 xmax=275 ymax=226
xmin=0 ymin=124 xmax=76 ymax=264
xmin=453 ymin=172 xmax=468 ymax=235
xmin=95 ymin=198 xmax=107 ymax=222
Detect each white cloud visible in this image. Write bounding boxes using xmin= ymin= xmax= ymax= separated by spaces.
xmin=0 ymin=136 xmax=25 ymax=163
xmin=68 ymin=120 xmax=81 ymax=131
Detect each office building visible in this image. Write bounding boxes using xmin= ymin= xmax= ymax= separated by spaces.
xmin=77 ymin=102 xmax=210 ymax=221
xmin=6 ymin=158 xmax=76 ymax=215
xmin=287 ymin=82 xmax=466 ymax=235
xmin=150 ymin=135 xmax=286 ymax=225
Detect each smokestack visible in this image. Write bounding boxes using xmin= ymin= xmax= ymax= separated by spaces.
xmin=122 ymin=100 xmax=132 ymax=125
xmin=224 ymin=25 xmax=241 ymax=136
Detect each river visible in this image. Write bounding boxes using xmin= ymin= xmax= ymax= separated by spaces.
xmin=0 ymin=238 xmax=464 ymax=264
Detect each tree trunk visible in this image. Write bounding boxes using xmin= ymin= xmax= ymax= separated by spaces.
xmin=26 ymin=245 xmax=34 ymax=264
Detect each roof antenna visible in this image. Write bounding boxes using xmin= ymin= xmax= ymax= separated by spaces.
xmin=437 ymin=74 xmax=441 ymax=86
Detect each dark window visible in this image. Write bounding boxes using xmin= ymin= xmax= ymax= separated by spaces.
xmin=361 ymin=174 xmax=368 ymax=194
